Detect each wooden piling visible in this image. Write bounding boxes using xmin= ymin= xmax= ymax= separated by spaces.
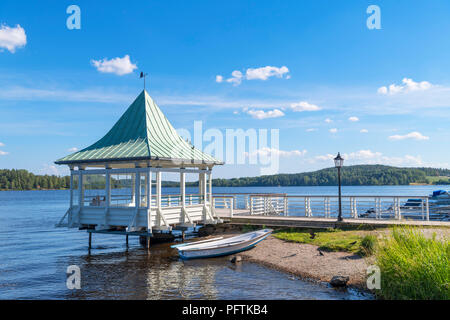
xmin=88 ymin=232 xmax=92 ymax=249
xmin=126 ymin=235 xmax=129 ymax=246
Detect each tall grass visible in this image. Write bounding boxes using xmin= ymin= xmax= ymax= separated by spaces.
xmin=375 ymin=227 xmax=449 ymax=300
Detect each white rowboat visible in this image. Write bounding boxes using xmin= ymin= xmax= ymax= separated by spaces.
xmin=171 ymin=229 xmax=273 ymax=259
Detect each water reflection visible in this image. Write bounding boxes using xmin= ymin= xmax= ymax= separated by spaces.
xmin=0 ymin=190 xmax=375 ymax=300
xmin=59 ymin=243 xmax=371 ymax=300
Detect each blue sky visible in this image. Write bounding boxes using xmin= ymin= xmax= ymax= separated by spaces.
xmin=1 ymin=0 xmax=450 ymax=178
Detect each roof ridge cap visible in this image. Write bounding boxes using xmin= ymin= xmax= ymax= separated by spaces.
xmin=143 ymin=90 xmax=152 ymax=159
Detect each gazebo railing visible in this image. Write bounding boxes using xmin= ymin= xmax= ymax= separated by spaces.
xmin=82 ymin=193 xmax=207 ymax=208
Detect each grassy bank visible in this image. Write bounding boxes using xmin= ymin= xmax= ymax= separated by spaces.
xmin=375 ymin=227 xmax=449 ymax=300
xmin=273 ymin=227 xmax=376 ymax=256
xmin=272 ymin=226 xmax=449 ymax=299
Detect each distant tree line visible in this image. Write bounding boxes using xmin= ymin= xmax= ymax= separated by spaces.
xmin=0 ymin=169 xmax=70 ymax=190
xmin=210 ymin=165 xmax=450 ymax=187
xmin=0 ymin=165 xmax=449 ymax=191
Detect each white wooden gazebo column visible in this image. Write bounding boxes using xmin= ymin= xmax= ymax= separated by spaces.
xmin=156 ymin=171 xmax=162 ymax=228
xmin=69 ymin=169 xmax=74 ymax=208
xmin=134 ymin=168 xmax=141 ymax=208
xmin=131 ymin=172 xmax=136 ymax=205
xmin=200 ymin=172 xmax=207 ymax=222
xmin=180 ymin=171 xmax=186 ymax=224
xmin=68 ymin=168 xmax=74 ymax=225
xmin=208 ymin=171 xmax=212 ymax=204
xmin=146 ymin=168 xmax=152 ymax=233
xmin=77 ymin=167 xmax=84 ymax=225
xmin=104 ymin=166 xmax=111 ymax=227
xmin=105 ymin=168 xmax=111 ymax=206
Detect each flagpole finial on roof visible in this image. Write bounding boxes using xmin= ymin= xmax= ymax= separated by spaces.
xmin=140 ymin=72 xmax=148 ymax=90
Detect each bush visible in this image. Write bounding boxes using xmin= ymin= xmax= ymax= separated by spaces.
xmin=375 ymin=227 xmax=449 ymax=300
xmin=360 ymin=235 xmax=377 ymax=256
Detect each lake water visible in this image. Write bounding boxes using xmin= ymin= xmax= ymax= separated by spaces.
xmin=0 ymin=185 xmax=446 ymax=300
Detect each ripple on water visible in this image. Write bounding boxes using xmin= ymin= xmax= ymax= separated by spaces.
xmin=0 ymin=190 xmax=374 ymax=300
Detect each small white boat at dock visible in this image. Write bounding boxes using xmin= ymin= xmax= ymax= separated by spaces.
xmin=171 ymin=229 xmax=273 ymax=259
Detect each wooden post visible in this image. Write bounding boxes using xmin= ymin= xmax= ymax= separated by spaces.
xmin=126 ymin=235 xmax=129 ymax=246
xmin=88 ymin=232 xmax=92 ymax=249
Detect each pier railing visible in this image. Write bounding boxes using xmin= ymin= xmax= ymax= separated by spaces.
xmin=211 ymin=193 xmax=440 ymax=221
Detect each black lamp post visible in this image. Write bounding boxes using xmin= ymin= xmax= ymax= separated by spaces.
xmin=334 ymin=152 xmax=344 ymax=222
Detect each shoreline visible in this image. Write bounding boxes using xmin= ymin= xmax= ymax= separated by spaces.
xmin=202 ymin=225 xmax=374 ymax=293
xmin=240 ymin=236 xmax=372 ymax=292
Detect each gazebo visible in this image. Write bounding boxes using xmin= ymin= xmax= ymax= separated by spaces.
xmin=55 ymin=90 xmax=223 ymax=244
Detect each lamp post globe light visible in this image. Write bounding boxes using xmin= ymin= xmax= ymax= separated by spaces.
xmin=334 ymin=152 xmax=344 ymax=222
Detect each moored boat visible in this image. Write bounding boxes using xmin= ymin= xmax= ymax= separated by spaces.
xmin=171 ymin=229 xmax=273 ymax=259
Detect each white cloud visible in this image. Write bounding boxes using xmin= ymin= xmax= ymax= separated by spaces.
xmin=226 ymin=70 xmax=244 ymax=85
xmin=0 ymin=24 xmax=27 ymax=53
xmin=0 ymin=142 xmax=7 ymax=155
xmin=246 ymin=108 xmax=285 ymax=120
xmin=290 ymin=101 xmax=321 ymax=112
xmin=91 ymin=55 xmax=137 ymax=75
xmin=325 ymin=118 xmax=333 ymax=123
xmin=348 ymin=116 xmax=359 ymax=122
xmin=388 ymin=131 xmax=429 ymax=141
xmin=329 ymin=128 xmax=338 ymax=133
xmin=313 ymin=149 xmax=424 ymax=167
xmin=245 ymin=66 xmax=289 ymax=81
xmin=377 ymin=86 xmax=388 ymax=95
xmin=306 ymin=128 xmax=317 ymax=132
xmin=378 ymin=78 xmax=432 ymax=95
xmin=347 ymin=149 xmax=383 ymax=160
xmin=68 ymin=147 xmax=78 ymax=152
xmin=37 ymin=164 xmax=69 ymax=176
xmin=219 ymin=66 xmax=289 ymax=86
xmin=315 ymin=154 xmax=335 ymax=161
xmin=247 ymin=147 xmax=307 ymax=158
xmin=360 ymin=129 xmax=369 ymax=133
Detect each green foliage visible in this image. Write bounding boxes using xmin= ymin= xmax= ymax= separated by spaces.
xmin=2 ymin=165 xmax=450 ymax=191
xmin=360 ymin=235 xmax=377 ymax=256
xmin=375 ymin=227 xmax=449 ymax=300
xmin=210 ymin=165 xmax=450 ymax=187
xmin=273 ymin=228 xmax=369 ymax=255
xmin=0 ymin=169 xmax=70 ymax=191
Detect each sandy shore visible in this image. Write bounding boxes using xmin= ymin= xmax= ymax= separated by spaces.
xmin=199 ymin=224 xmax=448 ymax=291
xmin=240 ymin=236 xmax=371 ymax=290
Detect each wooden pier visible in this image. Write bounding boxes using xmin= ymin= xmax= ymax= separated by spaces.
xmin=215 ymin=211 xmax=450 ymax=228
xmin=212 ymin=193 xmax=450 ymax=228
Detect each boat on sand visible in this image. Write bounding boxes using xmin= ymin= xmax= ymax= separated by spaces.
xmin=171 ymin=229 xmax=273 ymax=259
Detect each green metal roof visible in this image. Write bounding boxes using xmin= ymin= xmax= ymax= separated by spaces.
xmin=55 ymin=90 xmax=222 ymax=165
